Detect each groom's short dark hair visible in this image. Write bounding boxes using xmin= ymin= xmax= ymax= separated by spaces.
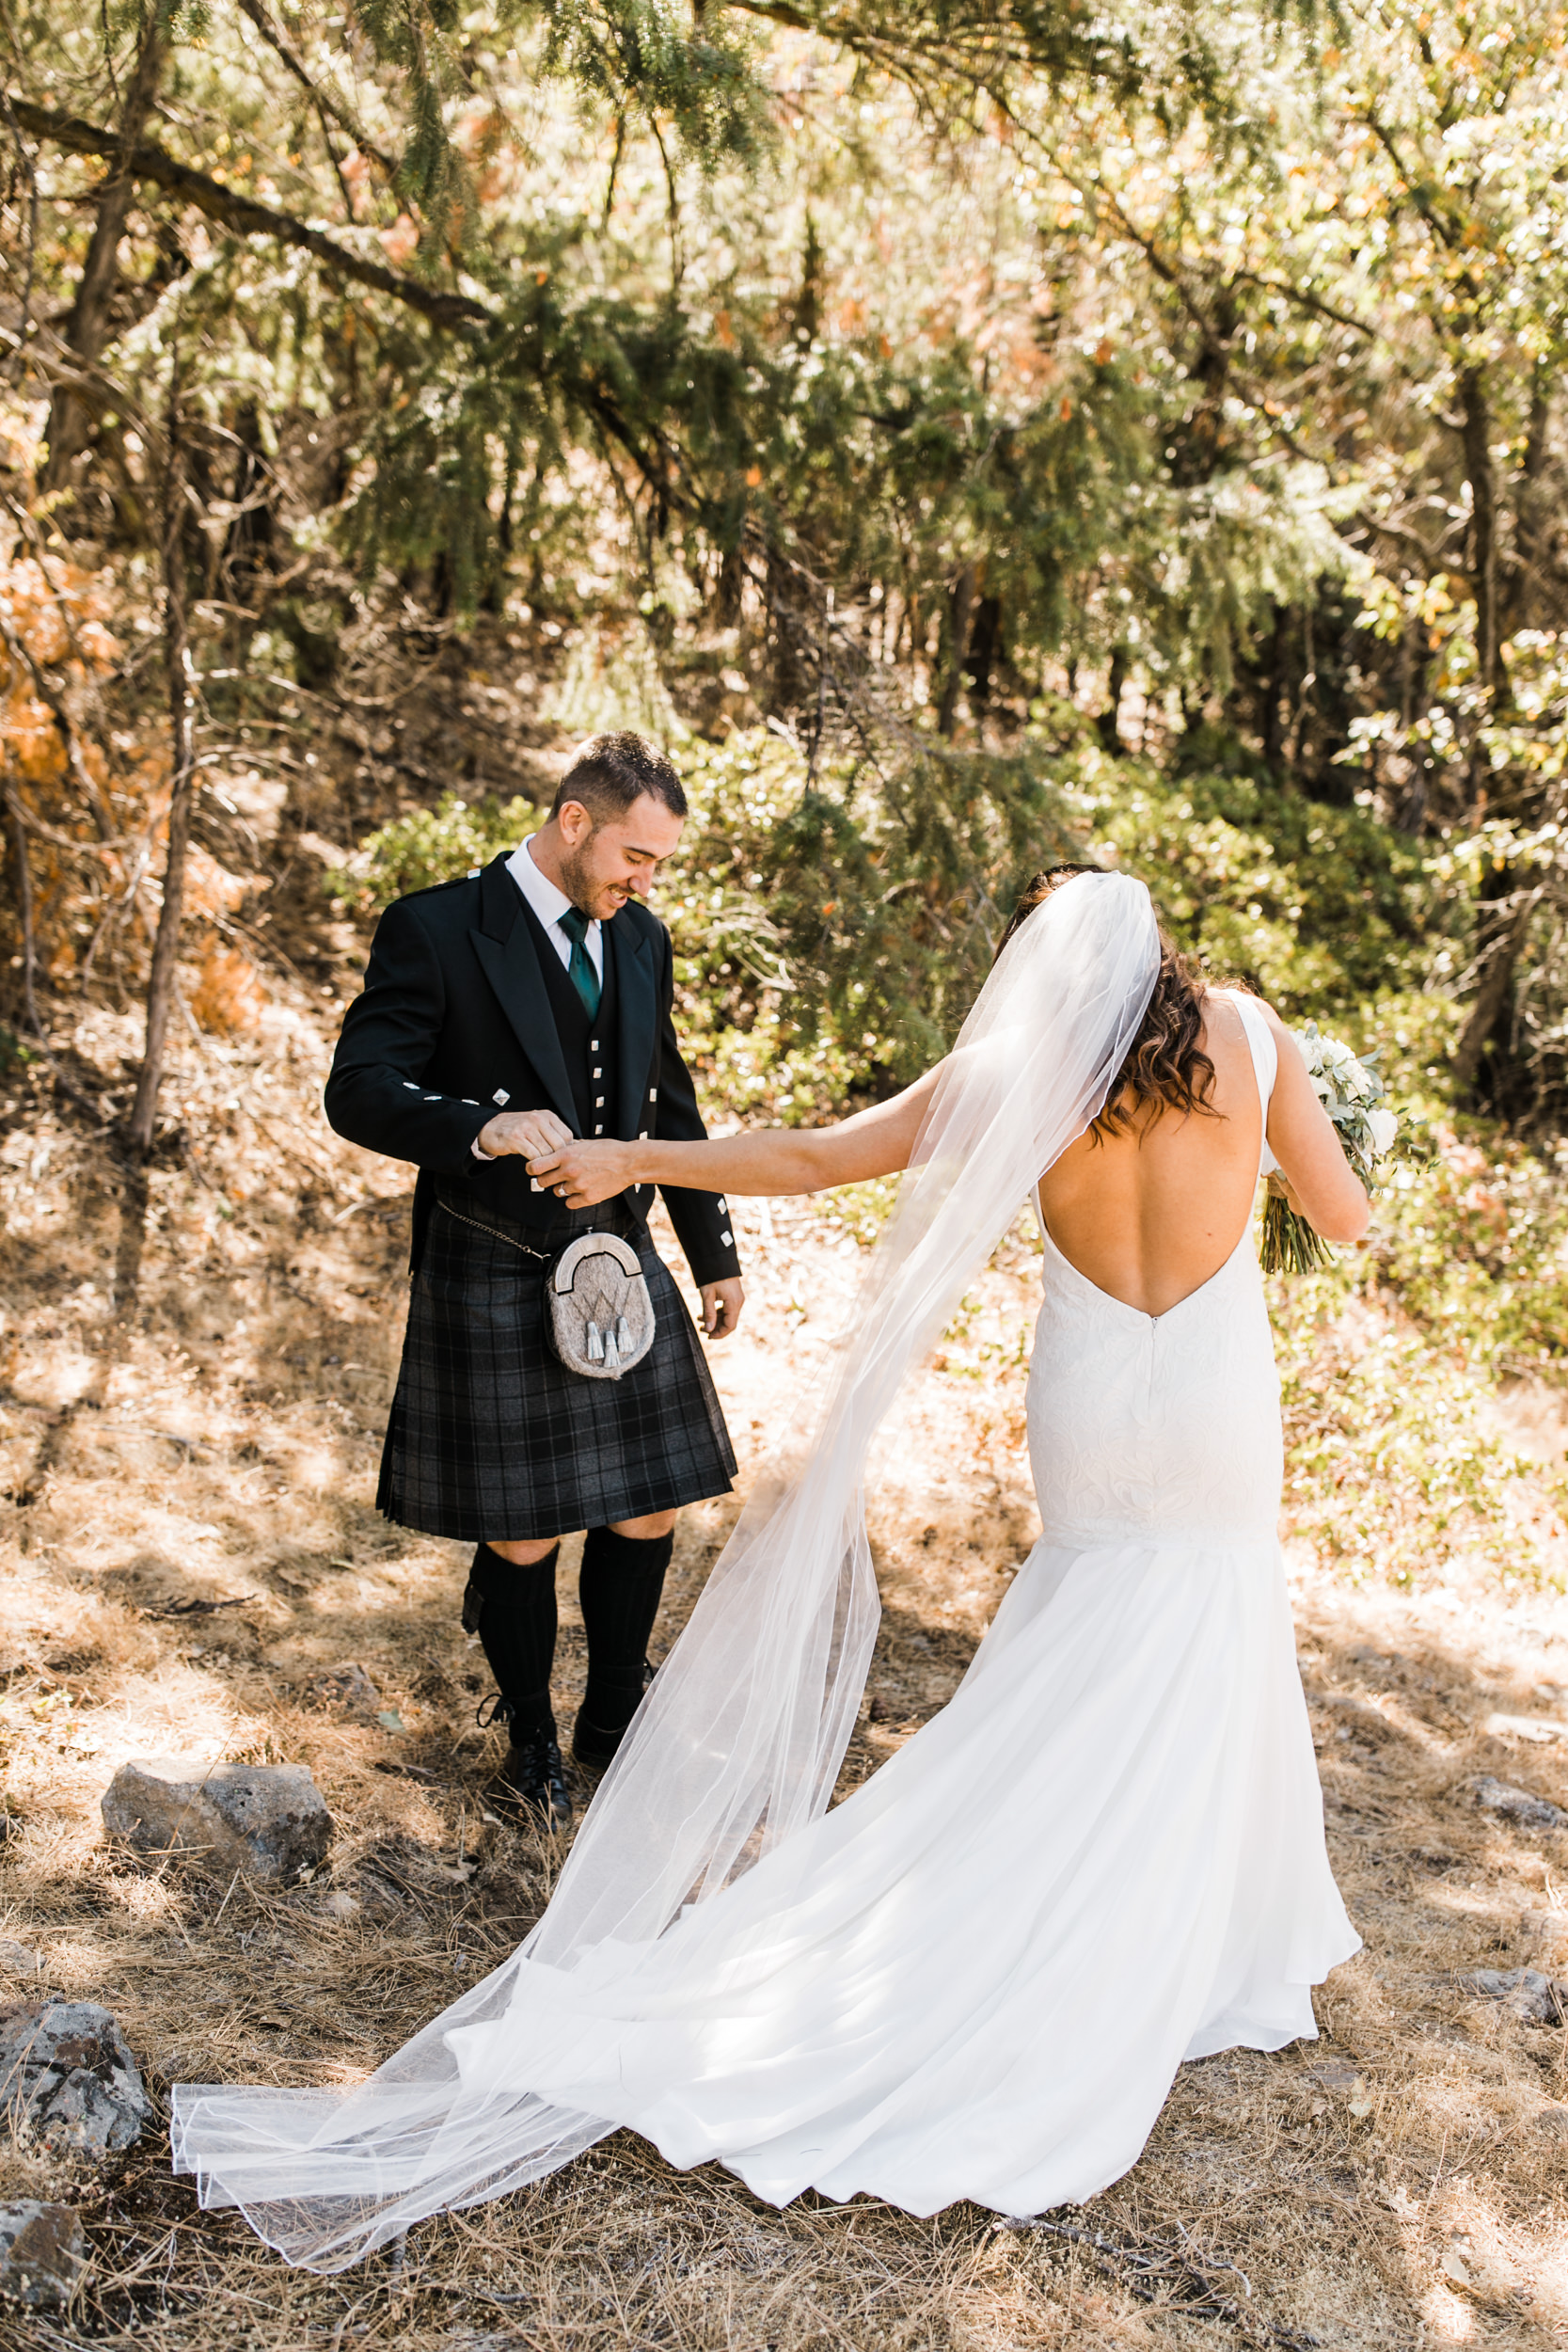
xmin=551 ymin=732 xmax=689 ymax=827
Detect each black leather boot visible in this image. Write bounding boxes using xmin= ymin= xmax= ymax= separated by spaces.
xmin=465 ymin=1546 xmax=571 ymax=1827
xmin=485 ymin=1710 xmax=572 ymax=1831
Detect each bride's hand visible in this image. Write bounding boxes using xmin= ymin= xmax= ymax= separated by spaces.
xmin=527 ymin=1137 xmax=638 ymax=1208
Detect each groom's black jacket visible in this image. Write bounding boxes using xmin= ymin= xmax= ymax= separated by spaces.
xmin=324 ymin=854 xmax=741 ymax=1288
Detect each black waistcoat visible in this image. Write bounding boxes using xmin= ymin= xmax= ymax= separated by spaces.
xmin=447 ymin=893 xmax=623 ymax=1237
xmin=517 ymin=895 xmax=621 ymax=1139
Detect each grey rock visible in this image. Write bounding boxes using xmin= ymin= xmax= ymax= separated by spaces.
xmin=1472 ymin=1774 xmax=1565 ymax=1830
xmin=0 ymin=2201 xmax=87 ymax=2308
xmin=1458 ymin=1966 xmax=1568 ymax=2024
xmin=1302 ymin=2057 xmax=1363 ymax=2091
xmin=303 ymin=1662 xmax=380 ymax=1715
xmin=0 ymin=2001 xmax=150 ymax=2156
xmin=102 ymin=1756 xmax=332 ymax=1884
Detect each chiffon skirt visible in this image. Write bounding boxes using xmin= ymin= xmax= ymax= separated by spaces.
xmin=425 ymin=1524 xmax=1359 ymax=2217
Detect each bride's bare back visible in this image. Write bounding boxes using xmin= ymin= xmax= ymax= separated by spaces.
xmin=1038 ymin=992 xmax=1264 ymax=1317
xmin=1038 ymin=990 xmax=1368 ymax=1314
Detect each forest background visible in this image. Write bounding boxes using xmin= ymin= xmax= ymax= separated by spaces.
xmin=7 ymin=1 xmax=1568 ymax=2346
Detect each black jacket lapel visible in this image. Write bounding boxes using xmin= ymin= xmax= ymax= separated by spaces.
xmin=610 ymin=911 xmax=657 ymax=1140
xmin=469 ymin=855 xmax=580 ymax=1132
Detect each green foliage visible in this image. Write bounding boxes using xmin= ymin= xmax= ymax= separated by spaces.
xmin=668 ymin=728 xmax=1080 ymax=1088
xmin=671 ymin=721 xmax=1445 ymax=1101
xmin=1063 ymin=744 xmax=1439 ymax=1010
xmin=0 ymin=1025 xmax=36 ymax=1074
xmin=1275 ymin=1295 xmax=1566 ymax=1591
xmin=540 ymin=0 xmax=768 ymax=175
xmin=328 ymin=792 xmax=542 ymax=909
xmin=1366 ymin=1138 xmax=1568 ymax=1380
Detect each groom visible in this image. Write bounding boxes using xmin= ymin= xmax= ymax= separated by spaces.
xmin=325 ymin=732 xmax=744 ymax=1828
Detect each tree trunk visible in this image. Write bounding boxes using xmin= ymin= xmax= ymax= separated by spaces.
xmin=1452 ymin=868 xmax=1529 ymax=1103
xmin=4 ymin=789 xmax=39 ymax=1035
xmin=43 ymin=8 xmax=169 ymax=493
xmin=1458 ymin=364 xmax=1498 ymax=699
xmin=937 ymin=564 xmax=976 ymax=737
xmin=766 ymin=546 xmax=806 ymax=715
xmin=965 ymin=591 xmax=1003 ymax=707
xmin=714 ymin=540 xmax=744 ymax=628
xmin=129 ymin=388 xmax=195 ymax=1156
xmin=1260 ymin=603 xmax=1289 ymax=765
xmin=1097 ymin=648 xmax=1129 ymax=756
xmin=1505 ymin=371 xmax=1551 ymax=640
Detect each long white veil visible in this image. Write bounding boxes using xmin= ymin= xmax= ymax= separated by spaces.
xmin=170 ymin=868 xmax=1160 ymax=2270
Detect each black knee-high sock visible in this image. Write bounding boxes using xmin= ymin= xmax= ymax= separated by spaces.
xmin=578 ymin=1526 xmax=673 ymax=1736
xmin=463 ymin=1543 xmax=559 ymax=1739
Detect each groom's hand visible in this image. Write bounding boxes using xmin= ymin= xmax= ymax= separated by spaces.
xmin=526 ymin=1137 xmax=636 ymax=1207
xmin=700 ymin=1278 xmax=744 ymax=1342
xmin=477 ymin=1106 xmax=575 ymax=1163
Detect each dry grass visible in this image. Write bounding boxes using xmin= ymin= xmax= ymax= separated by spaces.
xmin=4 ymin=992 xmax=1568 ymax=2350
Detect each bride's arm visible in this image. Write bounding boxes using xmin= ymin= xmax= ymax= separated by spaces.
xmin=1257 ymin=1002 xmax=1372 ymax=1244
xmin=524 ymin=1063 xmax=947 ymax=1207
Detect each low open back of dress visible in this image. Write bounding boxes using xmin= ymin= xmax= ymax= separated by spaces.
xmin=1033 ymin=986 xmax=1280 ymax=1314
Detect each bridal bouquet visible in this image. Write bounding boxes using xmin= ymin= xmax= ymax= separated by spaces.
xmin=1260 ymin=1022 xmax=1399 ymax=1275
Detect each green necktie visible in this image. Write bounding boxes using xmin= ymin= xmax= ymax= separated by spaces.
xmin=558 ymin=904 xmax=602 ymax=1021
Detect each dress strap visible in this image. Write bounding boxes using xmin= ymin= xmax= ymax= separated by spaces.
xmin=1217 ymin=990 xmax=1279 ymax=1177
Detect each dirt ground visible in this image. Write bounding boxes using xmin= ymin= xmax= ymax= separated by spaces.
xmin=4 ymin=990 xmax=1568 ymax=2351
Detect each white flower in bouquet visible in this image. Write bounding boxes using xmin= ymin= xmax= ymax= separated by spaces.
xmin=1260 ymin=1019 xmax=1401 ymax=1274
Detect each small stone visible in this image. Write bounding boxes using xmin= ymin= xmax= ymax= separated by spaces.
xmin=1473 ymin=1775 xmax=1565 ymax=1830
xmin=0 ymin=2201 xmax=87 ymax=2308
xmin=0 ymin=2002 xmax=150 ymax=2157
xmin=1537 ymin=2102 xmax=1568 ymax=2137
xmin=1442 ymin=2243 xmax=1473 ymax=2289
xmin=303 ymin=1663 xmax=380 ymax=1715
xmin=0 ymin=1940 xmax=40 ymax=1976
xmin=1458 ymin=1966 xmax=1568 ymax=2025
xmin=1485 ymin=1712 xmax=1568 ymax=1744
xmin=1302 ymin=2057 xmax=1363 ymax=2092
xmin=102 ymin=1756 xmax=332 ymax=1886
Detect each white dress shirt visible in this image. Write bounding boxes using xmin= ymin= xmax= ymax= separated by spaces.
xmin=473 ymin=840 xmax=606 ymax=1159
xmin=506 ymin=838 xmax=604 ymax=979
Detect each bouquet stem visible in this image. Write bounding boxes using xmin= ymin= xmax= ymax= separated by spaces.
xmin=1259 ymin=1175 xmax=1336 ymax=1277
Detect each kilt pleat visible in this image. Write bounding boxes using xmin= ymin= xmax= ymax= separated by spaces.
xmin=377 ymin=1202 xmax=737 ymax=1541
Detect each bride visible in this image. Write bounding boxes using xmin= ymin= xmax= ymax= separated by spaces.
xmin=172 ymin=866 xmax=1365 ymax=2270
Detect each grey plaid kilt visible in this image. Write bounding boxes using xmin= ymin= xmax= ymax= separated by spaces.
xmin=377 ymin=1196 xmax=737 ymax=1542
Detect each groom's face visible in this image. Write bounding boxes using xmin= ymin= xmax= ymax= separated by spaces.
xmin=559 ymin=791 xmax=686 ymax=921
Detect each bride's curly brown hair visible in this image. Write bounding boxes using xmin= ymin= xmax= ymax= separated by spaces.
xmin=998 ymin=865 xmax=1217 ymax=1140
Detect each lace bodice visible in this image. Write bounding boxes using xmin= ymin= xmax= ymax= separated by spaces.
xmin=1027 ymin=993 xmax=1283 ymax=1547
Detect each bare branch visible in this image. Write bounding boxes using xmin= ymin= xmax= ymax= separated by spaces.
xmin=5 ymin=94 xmax=492 ymax=332
xmin=2 ymin=784 xmax=39 ymax=1033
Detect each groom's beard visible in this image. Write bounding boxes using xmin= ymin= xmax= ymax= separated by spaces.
xmin=558 ymin=834 xmax=629 ymax=923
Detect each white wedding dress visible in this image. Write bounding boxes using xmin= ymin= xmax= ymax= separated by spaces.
xmin=172 ymin=879 xmax=1358 ymax=2264
xmin=436 ymin=993 xmax=1357 ymax=2215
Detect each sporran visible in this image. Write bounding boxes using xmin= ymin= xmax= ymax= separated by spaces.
xmin=544 ymin=1231 xmax=657 ymax=1380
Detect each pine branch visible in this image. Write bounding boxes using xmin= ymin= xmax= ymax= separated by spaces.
xmin=229 ymin=0 xmax=400 ymax=183
xmin=5 ymin=94 xmax=491 ymax=332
